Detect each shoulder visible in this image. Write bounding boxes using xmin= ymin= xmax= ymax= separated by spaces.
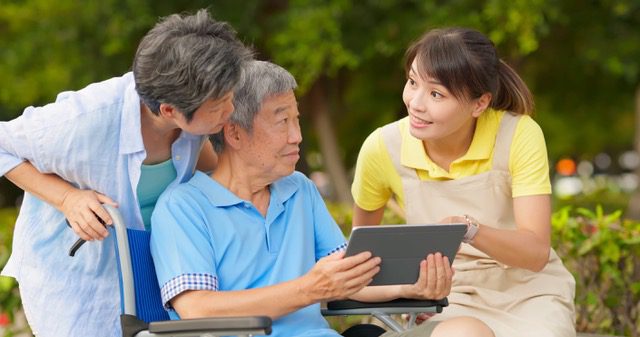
xmin=512 ymin=114 xmax=546 ymax=149
xmin=54 ymin=73 xmax=133 ymax=106
xmin=157 ymin=177 xmax=207 ymax=208
xmin=280 ymin=171 xmax=315 ymax=193
xmin=515 ymin=114 xmax=544 ymax=135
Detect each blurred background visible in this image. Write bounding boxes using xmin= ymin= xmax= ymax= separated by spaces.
xmin=1 ymin=1 xmax=639 ymax=336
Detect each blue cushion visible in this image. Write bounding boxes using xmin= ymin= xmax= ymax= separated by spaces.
xmin=127 ymin=228 xmax=170 ymax=323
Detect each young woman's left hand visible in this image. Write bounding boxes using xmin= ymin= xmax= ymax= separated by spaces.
xmin=400 ymin=252 xmax=453 ymax=300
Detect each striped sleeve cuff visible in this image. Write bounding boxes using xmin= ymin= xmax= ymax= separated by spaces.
xmin=160 ymin=273 xmax=218 ymax=309
xmin=327 ymin=242 xmax=347 ymax=256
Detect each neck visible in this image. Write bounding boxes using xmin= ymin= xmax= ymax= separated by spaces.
xmin=211 ymin=152 xmax=272 ymax=205
xmin=140 ymin=103 xmax=181 ymax=164
xmin=423 ymin=119 xmax=477 ymax=171
xmin=140 ymin=103 xmax=180 ymax=136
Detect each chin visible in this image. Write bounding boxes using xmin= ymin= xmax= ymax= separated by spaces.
xmin=409 ymin=127 xmax=428 ymax=140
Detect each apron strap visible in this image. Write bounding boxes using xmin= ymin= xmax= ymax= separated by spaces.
xmin=492 ymin=112 xmax=521 ymax=172
xmin=380 ymin=121 xmax=416 ymax=179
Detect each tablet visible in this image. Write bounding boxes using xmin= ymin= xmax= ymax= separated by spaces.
xmin=345 ymin=224 xmax=466 ymax=286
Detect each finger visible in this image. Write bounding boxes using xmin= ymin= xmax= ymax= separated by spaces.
xmin=335 ymin=251 xmax=373 ymax=271
xmin=90 ymin=203 xmax=114 ymax=226
xmin=342 ymin=256 xmax=381 ymax=280
xmin=425 ymin=254 xmax=437 ymax=292
xmin=79 ymin=210 xmax=108 ymax=240
xmin=69 ymin=220 xmax=93 ymax=241
xmin=443 ymin=255 xmax=453 ymax=292
xmin=342 ymin=266 xmax=379 ymax=294
xmin=434 ymin=252 xmax=447 ymax=296
xmin=96 ymin=192 xmax=119 ymax=207
xmin=416 ymin=258 xmax=428 ymax=286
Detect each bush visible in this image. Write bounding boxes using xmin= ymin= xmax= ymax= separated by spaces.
xmin=0 ymin=207 xmax=25 ymax=337
xmin=552 ymin=205 xmax=640 ymax=337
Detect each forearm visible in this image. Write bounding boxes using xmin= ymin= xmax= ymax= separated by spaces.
xmin=352 ymin=205 xmax=384 ymax=227
xmin=5 ymin=161 xmax=75 ymax=210
xmin=349 ymin=285 xmax=404 ymax=302
xmin=174 ymin=277 xmax=317 ymax=320
xmin=472 ymin=225 xmax=550 ymax=271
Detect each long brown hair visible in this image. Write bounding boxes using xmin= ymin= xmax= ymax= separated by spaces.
xmin=404 ymin=27 xmax=534 ymax=115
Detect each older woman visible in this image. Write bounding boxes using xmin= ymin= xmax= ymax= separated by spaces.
xmin=150 ymin=60 xmax=492 ymax=337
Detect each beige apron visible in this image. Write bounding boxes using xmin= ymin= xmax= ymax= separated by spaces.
xmin=381 ymin=113 xmax=576 ymax=337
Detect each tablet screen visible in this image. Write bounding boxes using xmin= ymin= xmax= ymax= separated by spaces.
xmin=345 ymin=224 xmax=466 ymax=285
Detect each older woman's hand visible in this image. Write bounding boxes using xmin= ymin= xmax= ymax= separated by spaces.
xmin=400 ymin=253 xmax=453 ymax=300
xmin=60 ymin=187 xmax=118 ymax=241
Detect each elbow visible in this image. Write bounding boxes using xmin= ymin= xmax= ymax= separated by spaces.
xmin=172 ymin=294 xmax=216 ymax=319
xmin=527 ymin=246 xmax=550 ymax=272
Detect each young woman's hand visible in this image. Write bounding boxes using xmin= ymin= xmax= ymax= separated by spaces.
xmin=400 ymin=253 xmax=452 ymax=300
xmin=60 ymin=188 xmax=118 ymax=241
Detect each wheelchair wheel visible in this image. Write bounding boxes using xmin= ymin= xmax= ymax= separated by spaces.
xmin=341 ymin=323 xmax=386 ymax=337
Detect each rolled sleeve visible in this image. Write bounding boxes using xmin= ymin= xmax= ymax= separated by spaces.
xmin=0 ymin=111 xmax=39 ymax=176
xmin=160 ymin=273 xmax=218 ymax=309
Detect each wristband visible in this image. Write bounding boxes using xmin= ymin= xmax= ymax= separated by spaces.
xmin=462 ymin=214 xmax=480 ymax=244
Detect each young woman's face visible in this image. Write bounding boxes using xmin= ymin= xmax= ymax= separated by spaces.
xmin=402 ymin=58 xmax=481 ymax=143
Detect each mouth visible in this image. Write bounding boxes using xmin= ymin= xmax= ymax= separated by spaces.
xmin=409 ymin=114 xmax=433 ymax=128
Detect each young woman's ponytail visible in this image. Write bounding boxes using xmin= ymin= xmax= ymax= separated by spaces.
xmin=492 ymin=60 xmax=534 ymax=115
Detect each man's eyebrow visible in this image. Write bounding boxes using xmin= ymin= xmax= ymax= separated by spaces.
xmin=274 ymin=105 xmax=291 ymax=114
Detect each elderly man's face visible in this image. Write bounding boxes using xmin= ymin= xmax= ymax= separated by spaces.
xmin=242 ymin=90 xmax=302 ymax=179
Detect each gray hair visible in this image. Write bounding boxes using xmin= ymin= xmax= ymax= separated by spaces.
xmin=211 ymin=60 xmax=297 ymax=153
xmin=133 ymin=9 xmax=253 ymax=121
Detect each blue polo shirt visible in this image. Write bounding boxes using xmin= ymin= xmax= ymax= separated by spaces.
xmin=150 ymin=171 xmax=347 ymax=337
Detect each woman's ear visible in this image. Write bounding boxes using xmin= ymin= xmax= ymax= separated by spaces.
xmin=158 ymin=103 xmax=178 ymax=119
xmin=471 ymin=93 xmax=492 ymax=118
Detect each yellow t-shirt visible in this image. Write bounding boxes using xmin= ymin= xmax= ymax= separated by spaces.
xmin=352 ymin=109 xmax=552 ymax=211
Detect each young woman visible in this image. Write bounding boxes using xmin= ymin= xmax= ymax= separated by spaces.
xmin=352 ymin=27 xmax=576 ymax=337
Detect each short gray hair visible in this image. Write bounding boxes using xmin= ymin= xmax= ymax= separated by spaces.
xmin=211 ymin=60 xmax=297 ymax=153
xmin=133 ymin=9 xmax=253 ymax=121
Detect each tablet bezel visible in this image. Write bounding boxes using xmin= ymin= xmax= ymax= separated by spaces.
xmin=344 ymin=224 xmax=466 ymax=286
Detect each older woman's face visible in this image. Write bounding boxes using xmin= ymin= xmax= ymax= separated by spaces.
xmin=241 ymin=90 xmax=302 ymax=180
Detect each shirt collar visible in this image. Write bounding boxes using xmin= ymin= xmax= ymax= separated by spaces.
xmin=400 ymin=109 xmax=499 ymax=171
xmin=191 ymin=171 xmax=299 ymax=208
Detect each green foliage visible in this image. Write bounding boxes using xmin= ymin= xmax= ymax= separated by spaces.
xmin=0 ymin=208 xmax=26 ymax=336
xmin=552 ymin=205 xmax=640 ymax=336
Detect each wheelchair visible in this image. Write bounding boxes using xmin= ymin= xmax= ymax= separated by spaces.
xmin=105 ymin=205 xmax=447 ymax=337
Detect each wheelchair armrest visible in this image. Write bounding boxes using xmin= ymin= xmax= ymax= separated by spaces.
xmin=148 ymin=316 xmax=272 ymax=335
xmin=323 ymin=298 xmax=448 ymax=316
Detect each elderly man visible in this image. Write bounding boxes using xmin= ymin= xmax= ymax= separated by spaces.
xmin=149 ymin=61 xmax=481 ymax=337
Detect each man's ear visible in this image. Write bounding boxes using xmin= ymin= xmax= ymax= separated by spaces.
xmin=223 ymin=123 xmax=243 ymax=150
xmin=471 ymin=93 xmax=492 ymax=118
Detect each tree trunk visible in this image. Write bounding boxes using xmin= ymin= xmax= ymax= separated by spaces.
xmin=306 ymin=78 xmax=353 ymax=205
xmin=626 ymin=84 xmax=640 ymax=219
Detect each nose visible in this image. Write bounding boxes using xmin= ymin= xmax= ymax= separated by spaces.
xmin=406 ymin=89 xmax=426 ymax=113
xmin=289 ymin=120 xmax=302 ymax=144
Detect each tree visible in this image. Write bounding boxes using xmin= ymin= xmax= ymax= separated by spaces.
xmin=234 ymin=0 xmax=556 ymax=203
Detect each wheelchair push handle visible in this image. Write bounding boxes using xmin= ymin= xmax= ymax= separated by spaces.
xmin=67 ymin=211 xmax=108 ymax=257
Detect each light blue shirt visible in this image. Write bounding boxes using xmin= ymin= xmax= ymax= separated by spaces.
xmin=150 ymin=171 xmax=347 ymax=337
xmin=0 ymin=73 xmax=205 ymax=337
